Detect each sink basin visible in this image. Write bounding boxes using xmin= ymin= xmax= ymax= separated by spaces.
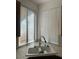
xmin=28 ymin=47 xmax=39 ymax=54
xmin=28 ymin=46 xmax=50 ymax=54
xmin=26 ymin=45 xmax=57 ymax=57
xmin=28 ymin=46 xmax=56 ymax=54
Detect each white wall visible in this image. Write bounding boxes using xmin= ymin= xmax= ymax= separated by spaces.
xmin=38 ymin=0 xmax=62 ymax=44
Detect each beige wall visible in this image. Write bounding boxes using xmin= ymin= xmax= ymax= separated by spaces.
xmin=38 ymin=0 xmax=62 ymax=44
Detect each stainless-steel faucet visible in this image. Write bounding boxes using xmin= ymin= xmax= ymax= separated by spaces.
xmin=41 ymin=36 xmax=47 ymax=43
xmin=39 ymin=36 xmax=49 ymax=47
xmin=38 ymin=36 xmax=49 ymax=53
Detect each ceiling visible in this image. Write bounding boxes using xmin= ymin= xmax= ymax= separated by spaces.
xmin=29 ymin=0 xmax=51 ymax=5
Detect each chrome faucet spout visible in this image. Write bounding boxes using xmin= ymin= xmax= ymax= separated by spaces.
xmin=39 ymin=35 xmax=49 ymax=47
xmin=41 ymin=36 xmax=49 ymax=47
xmin=41 ymin=36 xmax=47 ymax=43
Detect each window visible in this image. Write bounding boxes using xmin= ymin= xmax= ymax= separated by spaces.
xmin=18 ymin=5 xmax=36 ymax=46
xmin=28 ymin=10 xmax=35 ymax=43
xmin=19 ymin=6 xmax=27 ymax=46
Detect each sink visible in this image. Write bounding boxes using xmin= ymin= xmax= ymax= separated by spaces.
xmin=28 ymin=46 xmax=54 ymax=54
xmin=28 ymin=46 xmax=50 ymax=54
xmin=28 ymin=47 xmax=39 ymax=54
xmin=25 ymin=42 xmax=57 ymax=57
